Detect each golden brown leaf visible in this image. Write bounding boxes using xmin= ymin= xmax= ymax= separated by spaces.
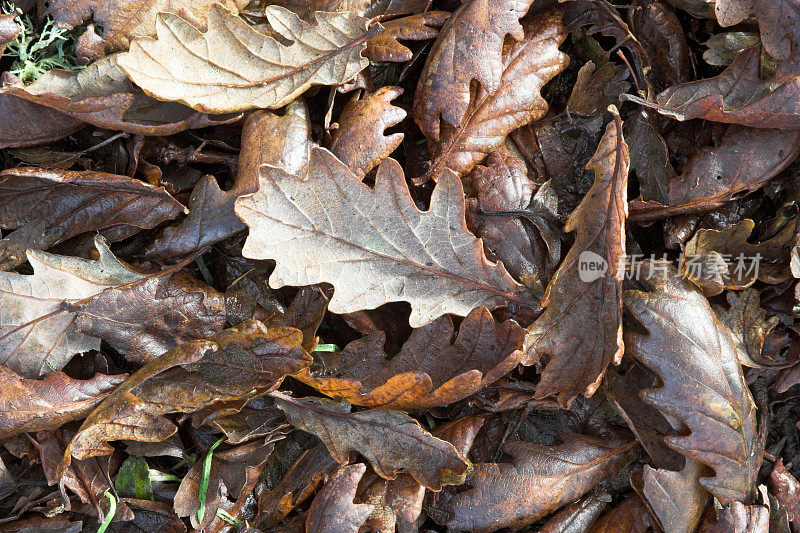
xmin=365 ymin=11 xmax=448 ymax=62
xmin=305 ymin=464 xmax=374 ymax=533
xmin=523 ymin=110 xmax=629 ymax=407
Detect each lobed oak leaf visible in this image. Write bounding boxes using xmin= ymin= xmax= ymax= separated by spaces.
xmin=0 ymin=166 xmax=185 ymax=269
xmin=365 ymin=11 xmax=449 ymax=63
xmin=0 ymin=237 xmax=145 ymax=378
xmin=716 ymin=289 xmax=782 ymax=368
xmin=329 ymin=86 xmax=406 ymax=179
xmin=144 ymin=100 xmax=311 ymax=260
xmin=589 ymin=493 xmax=659 ymax=532
xmin=2 ymin=54 xmax=236 ymax=136
xmin=0 ymin=366 xmax=126 ymax=439
xmin=446 ymin=433 xmax=639 ymax=532
xmin=623 ymin=265 xmax=761 ymax=505
xmin=43 ymin=0 xmax=248 ymax=56
xmin=59 ymin=320 xmax=310 ymax=469
xmin=294 ymin=306 xmax=524 ymax=409
xmin=235 ymin=147 xmax=524 ymax=328
xmin=305 ymin=463 xmax=374 ymax=533
xmin=118 ymin=5 xmax=377 ymax=114
xmin=417 ymin=10 xmax=569 ymax=182
xmin=414 ymin=0 xmax=535 ymax=141
xmin=522 ymin=110 xmax=629 ymax=407
xmin=271 ymin=392 xmax=471 ymax=490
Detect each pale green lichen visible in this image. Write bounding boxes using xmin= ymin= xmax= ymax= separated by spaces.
xmin=1 ymin=1 xmax=83 ymax=82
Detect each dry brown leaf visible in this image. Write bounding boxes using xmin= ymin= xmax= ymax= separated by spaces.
xmin=235 ymin=147 xmax=524 ymax=327
xmin=329 ymin=86 xmax=406 ymax=179
xmin=271 ymin=392 xmax=471 ymax=490
xmin=624 ymin=265 xmax=761 ymax=505
xmin=365 ymin=11 xmax=448 ymax=62
xmin=295 ymin=306 xmax=523 ymax=409
xmin=523 ymin=110 xmax=629 ymax=407
xmin=306 ymin=463 xmax=374 ymax=533
xmin=417 ymin=10 xmax=569 ymax=182
xmin=118 ymin=5 xmax=377 ymax=113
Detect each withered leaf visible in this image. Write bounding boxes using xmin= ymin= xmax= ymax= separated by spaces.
xmin=365 ymin=11 xmax=449 ymax=62
xmin=0 ymin=366 xmax=126 ymax=439
xmin=537 ymin=494 xmax=609 ymax=533
xmin=624 ymin=265 xmax=761 ymax=505
xmin=0 ymin=237 xmax=144 ymax=377
xmin=0 ymin=86 xmax=84 ymax=149
xmin=0 ymin=167 xmax=185 ymax=269
xmin=702 ymin=501 xmax=770 ymax=532
xmin=65 ymin=271 xmax=227 ymax=365
xmin=118 ymin=5 xmax=377 ymax=113
xmin=418 ymin=10 xmax=569 ymax=181
xmin=715 ymin=0 xmax=800 ymax=62
xmin=715 ymin=289 xmax=781 ymax=369
xmin=2 ymin=55 xmax=234 ymax=135
xmin=60 ymin=321 xmax=309 ymax=467
xmin=446 ymin=433 xmax=639 ymax=532
xmin=523 ymin=110 xmax=629 ymax=407
xmin=630 ymin=126 xmax=800 ymax=221
xmin=589 ymin=493 xmax=658 ymax=533
xmin=414 ymin=0 xmax=535 ymax=141
xmin=145 ymin=100 xmax=311 ymax=260
xmin=295 ymin=306 xmax=524 ymax=409
xmin=271 ymin=392 xmax=471 ymax=490
xmin=0 ymin=13 xmax=19 ymax=57
xmin=634 ymin=460 xmax=709 ymax=533
xmin=306 ymin=463 xmax=374 ymax=533
xmin=329 ymin=86 xmax=406 ymax=179
xmin=625 ymin=111 xmax=676 ymax=206
xmin=235 ymin=147 xmax=523 ymax=328
xmin=770 ymin=458 xmax=800 ymax=525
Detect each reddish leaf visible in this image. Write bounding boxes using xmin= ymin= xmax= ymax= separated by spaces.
xmin=305 ymin=464 xmax=374 ymax=533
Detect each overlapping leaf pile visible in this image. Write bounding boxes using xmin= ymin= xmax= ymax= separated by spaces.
xmin=1 ymin=0 xmax=800 ymax=531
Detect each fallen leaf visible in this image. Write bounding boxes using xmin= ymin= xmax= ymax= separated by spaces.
xmin=633 ymin=460 xmax=709 ymax=533
xmin=295 ymin=306 xmax=524 ymax=409
xmin=624 ymin=264 xmax=761 ymax=505
xmin=271 ymin=392 xmax=471 ymax=490
xmin=0 ymin=366 xmax=126 ymax=439
xmin=589 ymin=493 xmax=658 ymax=533
xmin=417 ymin=10 xmax=569 ymax=181
xmin=0 ymin=13 xmax=20 ymax=56
xmin=365 ymin=11 xmax=448 ymax=62
xmin=702 ymin=501 xmax=770 ymax=533
xmin=523 ymin=109 xmax=629 ymax=407
xmin=305 ymin=463 xmax=374 ymax=533
xmin=0 ymin=86 xmax=84 ymax=149
xmin=446 ymin=433 xmax=639 ymax=532
xmin=715 ymin=288 xmax=782 ymax=368
xmin=118 ymin=5 xmax=377 ymax=113
xmin=414 ymin=0 xmax=535 ymax=141
xmin=235 ymin=147 xmax=524 ymax=328
xmin=144 ymin=100 xmax=311 ymax=260
xmin=0 ymin=166 xmax=185 ymax=269
xmin=0 ymin=237 xmax=144 ymax=377
xmin=770 ymin=458 xmax=800 ymax=526
xmin=60 ymin=321 xmax=309 ymax=466
xmin=329 ymin=86 xmax=406 ymax=179
xmin=537 ymin=493 xmax=609 ymax=533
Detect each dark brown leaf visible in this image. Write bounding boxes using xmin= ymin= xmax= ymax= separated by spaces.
xmin=305 ymin=463 xmax=374 ymax=533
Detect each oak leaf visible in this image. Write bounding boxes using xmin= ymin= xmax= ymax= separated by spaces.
xmin=365 ymin=11 xmax=449 ymax=62
xmin=0 ymin=367 xmax=126 ymax=439
xmin=0 ymin=237 xmax=145 ymax=377
xmin=623 ymin=265 xmax=761 ymax=505
xmin=235 ymin=147 xmax=523 ymax=327
xmin=0 ymin=166 xmax=185 ymax=269
xmin=60 ymin=321 xmax=310 ymax=468
xmin=295 ymin=306 xmax=524 ymax=409
xmin=417 ymin=10 xmax=569 ymax=181
xmin=523 ymin=110 xmax=629 ymax=407
xmin=306 ymin=463 xmax=374 ymax=533
xmin=446 ymin=433 xmax=639 ymax=532
xmin=271 ymin=392 xmax=471 ymax=490
xmin=118 ymin=5 xmax=377 ymax=113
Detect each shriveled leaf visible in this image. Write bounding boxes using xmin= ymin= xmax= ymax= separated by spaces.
xmin=0 ymin=366 xmax=126 ymax=439
xmin=296 ymin=306 xmax=523 ymax=409
xmin=537 ymin=494 xmax=609 ymax=533
xmin=118 ymin=5 xmax=376 ymax=113
xmin=145 ymin=100 xmax=311 ymax=260
xmin=2 ymin=54 xmax=235 ymax=135
xmin=624 ymin=265 xmax=761 ymax=504
xmin=630 ymin=126 xmax=800 ymax=221
xmin=0 ymin=237 xmax=144 ymax=377
xmin=306 ymin=463 xmax=374 ymax=533
xmin=446 ymin=433 xmax=639 ymax=532
xmin=44 ymin=0 xmax=247 ymax=55
xmin=417 ymin=10 xmax=569 ymax=181
xmin=235 ymin=147 xmax=523 ymax=327
xmin=0 ymin=167 xmax=184 ymax=269
xmin=329 ymin=86 xmax=406 ymax=179
xmin=365 ymin=11 xmax=448 ymax=62
xmin=414 ymin=0 xmax=535 ymax=141
xmin=272 ymin=392 xmax=471 ymax=490
xmin=60 ymin=321 xmax=309 ymax=467
xmin=770 ymin=458 xmax=800 ymax=524
xmin=523 ymin=111 xmax=629 ymax=407
xmin=65 ymin=271 xmax=227 ymax=365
